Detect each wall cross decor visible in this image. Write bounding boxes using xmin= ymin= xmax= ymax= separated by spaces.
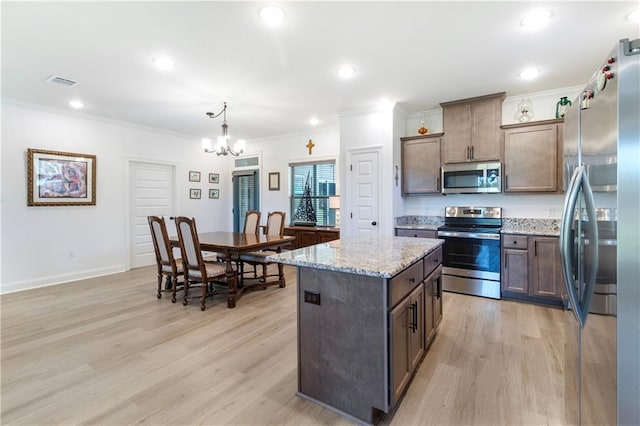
xmin=306 ymin=139 xmax=315 ymax=155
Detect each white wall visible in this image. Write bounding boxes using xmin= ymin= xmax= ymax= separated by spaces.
xmin=245 ymin=126 xmax=340 ymax=225
xmin=400 ymin=85 xmax=585 ymax=219
xmin=1 ymin=101 xmax=233 ymax=293
xmin=339 ymin=105 xmax=395 ymax=237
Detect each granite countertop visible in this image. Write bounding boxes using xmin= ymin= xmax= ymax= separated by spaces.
xmin=266 ymin=235 xmax=443 ymax=278
xmin=394 ymin=215 xmax=443 ymax=231
xmin=500 ymin=218 xmax=561 ymax=236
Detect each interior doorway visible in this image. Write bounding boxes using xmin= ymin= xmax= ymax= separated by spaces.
xmin=232 ymin=169 xmax=259 ymax=232
xmin=129 ymin=161 xmax=176 ymax=268
xmin=348 ymin=149 xmax=380 ymax=237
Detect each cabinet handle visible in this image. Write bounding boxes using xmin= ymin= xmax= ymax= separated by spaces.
xmin=466 ymin=146 xmax=470 ymax=160
xmin=505 ymin=252 xmax=508 ymax=268
xmin=471 ymin=146 xmax=474 ymax=159
xmin=534 ymin=240 xmax=538 ymax=256
xmin=408 ymin=277 xmax=415 ymax=283
xmin=505 ymin=175 xmax=508 ymax=189
xmin=408 ymin=303 xmax=417 ymax=333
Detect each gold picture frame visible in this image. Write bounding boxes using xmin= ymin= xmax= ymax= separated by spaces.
xmin=27 ymin=148 xmax=96 ymax=206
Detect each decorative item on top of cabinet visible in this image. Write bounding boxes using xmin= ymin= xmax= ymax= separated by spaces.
xmin=400 ymin=133 xmax=443 ymax=195
xmin=441 ymin=92 xmax=505 ymax=164
xmin=502 ymin=119 xmax=563 ymax=193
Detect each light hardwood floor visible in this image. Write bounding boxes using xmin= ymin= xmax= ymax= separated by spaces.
xmin=2 ymin=265 xmax=573 ymax=425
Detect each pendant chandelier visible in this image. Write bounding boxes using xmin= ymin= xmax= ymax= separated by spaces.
xmin=202 ymin=102 xmax=246 ymax=156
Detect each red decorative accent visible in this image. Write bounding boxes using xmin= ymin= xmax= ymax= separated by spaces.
xmin=602 ymin=65 xmax=610 ymax=72
xmin=607 ymin=57 xmax=615 ymax=64
xmin=605 ymin=72 xmax=614 ymax=80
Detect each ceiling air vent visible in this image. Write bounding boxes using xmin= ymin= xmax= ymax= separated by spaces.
xmin=45 ymin=75 xmax=78 ymax=87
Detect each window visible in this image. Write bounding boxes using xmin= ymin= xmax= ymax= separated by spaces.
xmin=290 ymin=160 xmax=336 ymax=226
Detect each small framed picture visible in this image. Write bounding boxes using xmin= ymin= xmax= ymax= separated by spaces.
xmin=268 ymin=172 xmax=280 ymax=191
xmin=190 ymin=188 xmax=201 ymax=199
xmin=189 ymin=171 xmax=201 ymax=182
xmin=209 ymin=188 xmax=219 ymax=199
xmin=209 ymin=173 xmax=219 ymax=184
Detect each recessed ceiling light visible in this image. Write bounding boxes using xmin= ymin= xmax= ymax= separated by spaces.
xmin=260 ymin=5 xmax=285 ymax=27
xmin=337 ymin=65 xmax=355 ymax=79
xmin=69 ymin=100 xmax=84 ymax=109
xmin=627 ymin=10 xmax=640 ymax=22
xmin=518 ymin=67 xmax=541 ymax=80
xmin=309 ymin=117 xmax=319 ymax=126
xmin=379 ymin=97 xmax=395 ymax=109
xmin=153 ymin=56 xmax=175 ymax=71
xmin=521 ymin=9 xmax=552 ymax=29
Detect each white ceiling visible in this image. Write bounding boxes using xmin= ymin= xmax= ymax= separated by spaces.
xmin=2 ymin=1 xmax=639 ymax=142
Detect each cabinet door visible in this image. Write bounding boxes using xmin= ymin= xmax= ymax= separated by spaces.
xmin=401 ymin=137 xmax=441 ymax=194
xmin=470 ymin=98 xmax=502 ymax=162
xmin=389 ymin=297 xmax=411 ymax=406
xmin=504 ymin=124 xmax=559 ymax=192
xmin=296 ymin=231 xmax=317 ymax=248
xmin=408 ymin=284 xmax=425 ymax=372
xmin=424 ymin=279 xmax=435 ymax=347
xmin=442 ymin=104 xmax=472 ymax=163
xmin=502 ymin=248 xmax=529 ymax=293
xmin=317 ymin=231 xmax=339 ymax=243
xmin=530 ymin=237 xmax=562 ymax=299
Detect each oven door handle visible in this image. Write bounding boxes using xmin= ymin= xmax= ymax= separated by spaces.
xmin=437 ymin=231 xmax=500 ymax=240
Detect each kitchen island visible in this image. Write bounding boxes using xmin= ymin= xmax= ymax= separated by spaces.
xmin=266 ymin=236 xmax=444 ymax=425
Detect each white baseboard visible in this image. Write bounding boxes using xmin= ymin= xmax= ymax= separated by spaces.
xmin=0 ymin=265 xmax=127 ymax=294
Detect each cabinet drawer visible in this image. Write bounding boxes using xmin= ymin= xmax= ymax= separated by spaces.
xmin=396 ymin=228 xmax=436 ymax=239
xmin=503 ymin=235 xmax=528 ymax=249
xmin=389 ymin=260 xmax=423 ymax=308
xmin=423 ymin=246 xmax=442 ymax=278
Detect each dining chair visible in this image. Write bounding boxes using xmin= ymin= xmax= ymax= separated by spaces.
xmin=239 ymin=211 xmax=287 ymax=287
xmin=174 ymin=216 xmax=228 ymax=311
xmin=244 ymin=210 xmax=261 ymax=235
xmin=147 ymin=215 xmax=184 ymax=302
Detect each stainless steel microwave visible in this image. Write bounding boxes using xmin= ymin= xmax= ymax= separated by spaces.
xmin=441 ymin=162 xmax=501 ymax=194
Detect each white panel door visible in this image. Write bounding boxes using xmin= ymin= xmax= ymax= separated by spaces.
xmin=130 ymin=162 xmax=175 ymax=268
xmin=350 ymin=150 xmax=380 ymax=236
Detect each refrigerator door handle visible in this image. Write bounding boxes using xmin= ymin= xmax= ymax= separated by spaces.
xmin=579 ymin=175 xmax=599 ymax=326
xmin=560 ymin=165 xmax=584 ymax=327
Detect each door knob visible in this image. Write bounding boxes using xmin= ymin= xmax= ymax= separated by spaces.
xmin=371 ymin=221 xmax=377 ymax=226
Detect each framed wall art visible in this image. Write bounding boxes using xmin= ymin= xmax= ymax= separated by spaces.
xmin=209 ymin=173 xmax=219 ymax=184
xmin=189 ymin=171 xmax=201 ymax=182
xmin=27 ymin=148 xmax=97 ymax=206
xmin=190 ymin=188 xmax=201 ymax=199
xmin=268 ymin=172 xmax=280 ymax=191
xmin=209 ymin=188 xmax=219 ymax=199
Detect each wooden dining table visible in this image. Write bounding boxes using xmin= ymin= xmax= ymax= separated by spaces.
xmin=170 ymin=231 xmax=295 ymax=308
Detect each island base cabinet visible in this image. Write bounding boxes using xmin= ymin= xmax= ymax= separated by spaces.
xmin=297 ymin=267 xmax=387 ymax=424
xmin=390 ymin=283 xmax=425 ymax=407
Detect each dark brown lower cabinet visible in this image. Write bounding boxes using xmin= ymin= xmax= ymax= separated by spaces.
xmin=284 ymin=226 xmax=339 ymax=249
xmin=390 ymin=283 xmax=424 ymax=405
xmin=502 ymin=234 xmax=563 ymax=305
xmin=423 ymin=265 xmax=442 ymax=348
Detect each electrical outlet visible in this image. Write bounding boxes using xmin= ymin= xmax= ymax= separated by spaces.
xmin=304 ymin=290 xmax=321 ymax=305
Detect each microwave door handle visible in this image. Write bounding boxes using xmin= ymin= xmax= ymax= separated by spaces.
xmin=560 ymin=165 xmax=584 ymax=327
xmin=579 ymin=174 xmax=599 ymax=326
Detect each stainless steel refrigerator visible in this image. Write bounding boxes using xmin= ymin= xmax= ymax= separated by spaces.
xmin=560 ymin=38 xmax=639 ymax=425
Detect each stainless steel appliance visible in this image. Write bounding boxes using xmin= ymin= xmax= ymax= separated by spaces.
xmin=441 ymin=162 xmax=501 ymax=194
xmin=560 ymin=38 xmax=639 ymax=425
xmin=437 ymin=206 xmax=501 ymax=299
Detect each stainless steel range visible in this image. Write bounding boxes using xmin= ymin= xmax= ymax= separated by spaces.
xmin=437 ymin=206 xmax=502 ymax=299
